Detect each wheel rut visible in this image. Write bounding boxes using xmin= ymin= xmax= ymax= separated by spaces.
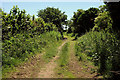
xmin=68 ymin=40 xmax=98 ymax=78
xmin=37 ymin=40 xmax=68 ymax=78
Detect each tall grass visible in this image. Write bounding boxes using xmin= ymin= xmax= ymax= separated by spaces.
xmin=2 ymin=31 xmax=62 ymax=75
xmin=56 ymin=42 xmax=75 ymax=78
xmin=1 ymin=6 xmax=64 ymax=77
xmin=75 ymin=31 xmax=120 ymax=78
xmin=59 ymin=42 xmax=69 ymax=67
xmin=42 ymin=31 xmax=62 ymax=62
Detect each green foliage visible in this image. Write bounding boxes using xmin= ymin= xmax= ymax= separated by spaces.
xmin=92 ymin=5 xmax=113 ymax=32
xmin=72 ymin=8 xmax=99 ymax=35
xmin=67 ymin=20 xmax=74 ymax=34
xmin=2 ymin=5 xmax=63 ymax=75
xmin=59 ymin=43 xmax=69 ymax=67
xmin=32 ymin=15 xmax=35 ymax=21
xmin=2 ymin=31 xmax=62 ymax=74
xmin=2 ymin=5 xmax=31 ymax=36
xmin=33 ymin=17 xmax=46 ymax=34
xmin=105 ymin=2 xmax=120 ymax=33
xmin=2 ymin=6 xmax=57 ymax=41
xmin=56 ymin=42 xmax=75 ymax=78
xmin=37 ymin=7 xmax=67 ymax=32
xmin=92 ymin=11 xmax=112 ymax=31
xmin=75 ymin=31 xmax=120 ymax=78
xmin=73 ymin=4 xmax=120 ymax=79
xmin=0 ymin=8 xmax=2 ymax=28
xmin=105 ymin=2 xmax=120 ymax=78
xmin=42 ymin=31 xmax=62 ymax=62
xmin=99 ymin=5 xmax=108 ymax=13
xmin=72 ymin=9 xmax=84 ymax=34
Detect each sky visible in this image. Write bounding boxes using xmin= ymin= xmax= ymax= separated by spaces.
xmin=1 ymin=2 xmax=105 ymax=20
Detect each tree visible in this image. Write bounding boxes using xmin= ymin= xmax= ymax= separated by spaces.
xmin=92 ymin=5 xmax=113 ymax=31
xmin=0 ymin=8 xmax=2 ymax=28
xmin=67 ymin=20 xmax=73 ymax=33
xmin=37 ymin=7 xmax=67 ymax=38
xmin=99 ymin=5 xmax=108 ymax=13
xmin=72 ymin=9 xmax=84 ymax=34
xmin=105 ymin=2 xmax=120 ymax=32
xmin=72 ymin=8 xmax=99 ymax=35
xmin=32 ymin=15 xmax=35 ymax=21
xmin=104 ymin=1 xmax=120 ymax=79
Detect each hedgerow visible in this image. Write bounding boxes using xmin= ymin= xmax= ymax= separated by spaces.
xmin=75 ymin=31 xmax=120 ymax=78
xmin=1 ymin=5 xmax=62 ymax=74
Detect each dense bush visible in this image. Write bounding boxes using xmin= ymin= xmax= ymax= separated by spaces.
xmin=73 ymin=4 xmax=120 ymax=79
xmin=2 ymin=6 xmax=57 ymax=41
xmin=2 ymin=31 xmax=62 ymax=69
xmin=71 ymin=8 xmax=99 ymax=35
xmin=105 ymin=2 xmax=120 ymax=33
xmin=92 ymin=11 xmax=112 ymax=31
xmin=37 ymin=7 xmax=67 ymax=31
xmin=75 ymin=31 xmax=120 ymax=78
xmin=92 ymin=5 xmax=113 ymax=32
xmin=2 ymin=6 xmax=62 ymax=74
xmin=2 ymin=6 xmax=31 ymax=40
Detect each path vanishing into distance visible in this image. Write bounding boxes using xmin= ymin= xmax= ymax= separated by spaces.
xmin=7 ymin=36 xmax=101 ymax=78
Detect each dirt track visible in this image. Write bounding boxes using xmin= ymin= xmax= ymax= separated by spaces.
xmin=37 ymin=40 xmax=68 ymax=78
xmin=7 ymin=37 xmax=99 ymax=78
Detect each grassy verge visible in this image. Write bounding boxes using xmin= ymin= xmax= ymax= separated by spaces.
xmin=2 ymin=31 xmax=62 ymax=77
xmin=42 ymin=39 xmax=62 ymax=63
xmin=75 ymin=31 xmax=120 ymax=78
xmin=59 ymin=43 xmax=69 ymax=67
xmin=56 ymin=42 xmax=75 ymax=78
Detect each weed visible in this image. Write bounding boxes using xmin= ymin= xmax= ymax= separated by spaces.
xmin=75 ymin=31 xmax=120 ymax=78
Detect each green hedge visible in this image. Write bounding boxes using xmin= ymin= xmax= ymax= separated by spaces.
xmin=75 ymin=31 xmax=120 ymax=78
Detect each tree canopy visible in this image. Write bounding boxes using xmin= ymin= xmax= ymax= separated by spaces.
xmin=105 ymin=2 xmax=120 ymax=32
xmin=92 ymin=5 xmax=113 ymax=32
xmin=37 ymin=7 xmax=67 ymax=32
xmin=71 ymin=7 xmax=99 ymax=35
xmin=104 ymin=1 xmax=120 ymax=79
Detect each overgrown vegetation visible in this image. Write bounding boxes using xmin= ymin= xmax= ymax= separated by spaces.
xmin=56 ymin=42 xmax=75 ymax=78
xmin=1 ymin=1 xmax=120 ymax=79
xmin=37 ymin=7 xmax=68 ymax=38
xmin=73 ymin=2 xmax=120 ymax=79
xmin=42 ymin=32 xmax=62 ymax=62
xmin=75 ymin=31 xmax=120 ymax=78
xmin=59 ymin=43 xmax=69 ymax=67
xmin=2 ymin=31 xmax=62 ymax=73
xmin=70 ymin=8 xmax=99 ymax=36
xmin=1 ymin=5 xmax=63 ymax=75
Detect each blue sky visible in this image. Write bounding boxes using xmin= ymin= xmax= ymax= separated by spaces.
xmin=2 ymin=2 xmax=104 ymax=20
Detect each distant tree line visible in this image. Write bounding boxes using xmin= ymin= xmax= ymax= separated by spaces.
xmin=37 ymin=7 xmax=67 ymax=38
xmin=68 ymin=1 xmax=120 ymax=38
xmin=1 ymin=6 xmax=68 ymax=41
xmin=67 ymin=1 xmax=120 ymax=79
